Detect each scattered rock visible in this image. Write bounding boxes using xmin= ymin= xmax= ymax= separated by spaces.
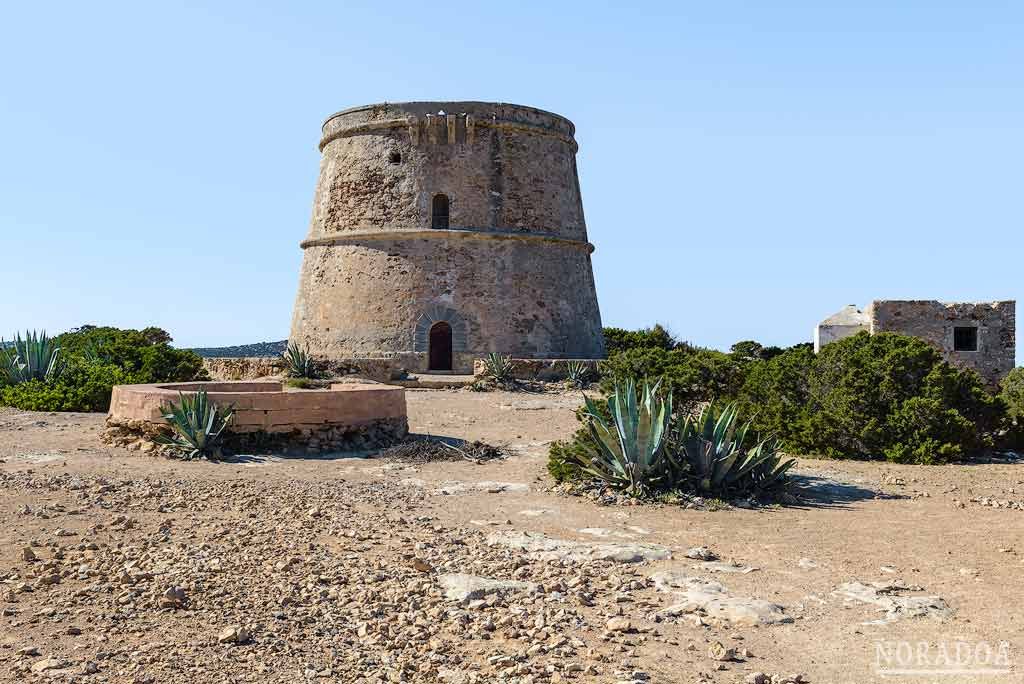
xmin=437 ymin=573 xmax=540 ymax=602
xmin=684 ymin=546 xmax=718 ymax=561
xmin=159 ymin=586 xmax=187 ymax=609
xmin=693 ymin=560 xmax=757 ymax=574
xmin=708 ymin=641 xmax=735 ymax=661
xmin=436 ymin=481 xmax=530 ymax=495
xmin=651 ymin=571 xmax=793 ymax=626
xmin=217 ymin=625 xmax=250 ymax=644
xmin=31 ymin=658 xmax=68 ymax=673
xmin=834 ymin=581 xmax=953 ymax=623
xmin=605 ymin=616 xmax=633 ymax=632
xmin=487 ymin=531 xmax=671 ymax=563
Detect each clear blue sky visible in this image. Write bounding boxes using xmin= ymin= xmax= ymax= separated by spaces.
xmin=2 ymin=1 xmax=1021 ymax=363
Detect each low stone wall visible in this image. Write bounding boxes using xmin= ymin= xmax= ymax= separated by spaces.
xmin=472 ymin=358 xmax=601 ymax=381
xmin=203 ymin=356 xmax=410 ymax=382
xmin=203 ymin=357 xmax=286 ymax=380
xmin=321 ymin=358 xmax=410 ymax=382
xmin=109 ymin=381 xmax=407 ymax=433
xmin=204 ymin=355 xmax=605 ymax=384
xmin=104 ymin=381 xmax=408 ymax=454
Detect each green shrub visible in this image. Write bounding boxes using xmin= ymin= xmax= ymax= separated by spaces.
xmin=599 ymin=346 xmax=745 ymax=408
xmin=734 ymin=344 xmax=816 ymax=448
xmin=565 ymin=325 xmax=1012 ymax=469
xmin=1000 ymin=368 xmax=1024 ymax=422
xmin=0 ymin=325 xmax=207 ymax=413
xmin=729 ymin=340 xmax=785 ymax=363
xmin=603 ymin=324 xmax=680 ymax=355
xmin=547 ymin=440 xmax=586 ymax=482
xmin=0 ymin=362 xmax=139 ymax=412
xmin=284 ymin=377 xmax=320 ymax=389
xmin=548 ymin=402 xmax=607 ymax=483
xmin=999 ymin=368 xmax=1024 ymax=448
xmin=56 ymin=326 xmax=207 ymax=384
xmin=738 ymin=332 xmax=1003 ymax=463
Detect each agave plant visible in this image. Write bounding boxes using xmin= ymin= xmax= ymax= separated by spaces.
xmin=155 ymin=390 xmax=235 ymax=460
xmin=283 ymin=342 xmax=317 ymax=379
xmin=570 ymin=378 xmax=674 ymax=496
xmin=1 ymin=331 xmax=66 ymax=385
xmin=672 ymin=402 xmax=795 ymax=496
xmin=81 ymin=340 xmax=112 ymax=365
xmin=481 ymin=353 xmax=515 ymax=384
xmin=564 ymin=360 xmax=592 ymax=389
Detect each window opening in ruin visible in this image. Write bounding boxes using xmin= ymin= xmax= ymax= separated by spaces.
xmin=431 ymin=194 xmax=450 ymax=229
xmin=954 ymin=326 xmax=978 ymax=352
xmin=389 ymin=151 xmax=401 ymax=164
xmin=428 ymin=321 xmax=453 ymax=371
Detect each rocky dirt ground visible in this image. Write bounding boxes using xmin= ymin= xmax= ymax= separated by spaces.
xmin=1 ymin=389 xmax=1023 ymax=684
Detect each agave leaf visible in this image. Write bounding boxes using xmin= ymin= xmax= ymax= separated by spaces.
xmin=710 ymin=450 xmax=741 ymax=487
xmin=577 ymin=379 xmax=673 ymax=496
xmin=155 ymin=390 xmax=234 ymax=460
xmin=2 ymin=330 xmax=64 ymax=384
xmin=728 ymin=442 xmax=773 ymax=483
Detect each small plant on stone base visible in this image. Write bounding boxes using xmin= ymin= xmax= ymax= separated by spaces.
xmin=481 ymin=353 xmax=516 ymax=388
xmin=282 ymin=342 xmax=319 ymax=379
xmin=564 ymin=360 xmax=593 ymax=389
xmin=155 ymin=390 xmax=235 ymax=460
xmin=284 ymin=377 xmax=322 ymax=389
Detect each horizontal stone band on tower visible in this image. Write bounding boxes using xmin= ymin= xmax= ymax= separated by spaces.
xmin=299 ymin=227 xmax=596 ymax=253
xmin=318 ymin=115 xmax=578 ymax=152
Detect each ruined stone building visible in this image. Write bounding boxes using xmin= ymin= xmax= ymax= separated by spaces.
xmin=815 ymin=300 xmax=1016 ymax=385
xmin=289 ymin=101 xmax=605 ymax=374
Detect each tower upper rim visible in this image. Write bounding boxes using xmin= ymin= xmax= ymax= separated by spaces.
xmin=321 ymin=101 xmax=575 ymax=136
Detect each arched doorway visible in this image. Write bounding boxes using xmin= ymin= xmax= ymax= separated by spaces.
xmin=431 ymin=194 xmax=450 ymax=229
xmin=428 ymin=321 xmax=453 ymax=371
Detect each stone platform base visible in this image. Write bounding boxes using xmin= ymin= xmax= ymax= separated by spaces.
xmin=104 ymin=381 xmax=408 ymax=455
xmin=102 ymin=416 xmax=408 ymax=456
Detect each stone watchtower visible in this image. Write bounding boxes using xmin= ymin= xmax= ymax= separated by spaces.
xmin=290 ymin=101 xmax=605 ymax=373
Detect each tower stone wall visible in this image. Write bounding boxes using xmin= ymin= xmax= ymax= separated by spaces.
xmin=290 ymin=102 xmax=605 ymax=373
